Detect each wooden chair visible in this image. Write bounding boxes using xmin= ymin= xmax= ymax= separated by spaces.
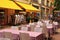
xmin=19 ymin=32 xmax=30 ymax=40
xmin=21 ymin=27 xmax=28 ymax=31
xmin=34 ymin=27 xmax=43 ymax=32
xmin=0 ymin=38 xmax=11 ymax=40
xmin=42 ymin=23 xmax=49 ymax=40
xmin=29 ymin=23 xmax=35 ymax=31
xmin=3 ymin=32 xmax=13 ymax=40
xmin=0 ymin=32 xmax=4 ymax=38
xmin=30 ymin=26 xmax=35 ymax=31
xmin=11 ymin=26 xmax=18 ymax=30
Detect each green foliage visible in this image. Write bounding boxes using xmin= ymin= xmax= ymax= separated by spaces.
xmin=54 ymin=0 xmax=60 ymax=10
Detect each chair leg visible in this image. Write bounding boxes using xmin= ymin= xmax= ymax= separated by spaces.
xmin=47 ymin=36 xmax=53 ymax=40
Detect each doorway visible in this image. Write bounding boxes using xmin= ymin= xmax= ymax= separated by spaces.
xmin=0 ymin=10 xmax=5 ymax=25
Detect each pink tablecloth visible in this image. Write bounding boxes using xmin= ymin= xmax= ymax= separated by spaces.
xmin=0 ymin=29 xmax=43 ymax=40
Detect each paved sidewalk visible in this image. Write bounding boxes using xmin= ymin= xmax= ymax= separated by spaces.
xmin=52 ymin=28 xmax=60 ymax=40
xmin=52 ymin=34 xmax=60 ymax=40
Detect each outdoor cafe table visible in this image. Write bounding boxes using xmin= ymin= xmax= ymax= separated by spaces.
xmin=18 ymin=23 xmax=54 ymax=35
xmin=0 ymin=29 xmax=43 ymax=40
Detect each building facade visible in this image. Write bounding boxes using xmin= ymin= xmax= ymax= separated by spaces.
xmin=0 ymin=0 xmax=54 ymax=25
xmin=0 ymin=8 xmax=15 ymax=25
xmin=38 ymin=0 xmax=54 ymax=19
xmin=14 ymin=0 xmax=54 ymax=19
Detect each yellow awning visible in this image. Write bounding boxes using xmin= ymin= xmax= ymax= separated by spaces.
xmin=0 ymin=0 xmax=22 ymax=10
xmin=16 ymin=2 xmax=40 ymax=12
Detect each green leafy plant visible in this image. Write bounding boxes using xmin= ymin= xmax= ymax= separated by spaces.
xmin=54 ymin=0 xmax=60 ymax=10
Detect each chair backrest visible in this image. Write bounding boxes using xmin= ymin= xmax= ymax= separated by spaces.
xmin=19 ymin=33 xmax=30 ymax=40
xmin=0 ymin=32 xmax=4 ymax=38
xmin=11 ymin=26 xmax=18 ymax=30
xmin=53 ymin=21 xmax=58 ymax=25
xmin=42 ymin=23 xmax=48 ymax=37
xmin=36 ymin=25 xmax=40 ymax=27
xmin=0 ymin=38 xmax=11 ymax=40
xmin=3 ymin=32 xmax=13 ymax=40
xmin=34 ymin=27 xmax=43 ymax=32
xmin=30 ymin=26 xmax=35 ymax=31
xmin=21 ymin=27 xmax=28 ymax=31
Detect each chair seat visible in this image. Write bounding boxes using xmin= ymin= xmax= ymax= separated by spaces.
xmin=21 ymin=27 xmax=28 ymax=31
xmin=0 ymin=38 xmax=11 ymax=40
xmin=19 ymin=32 xmax=30 ymax=40
xmin=3 ymin=32 xmax=13 ymax=40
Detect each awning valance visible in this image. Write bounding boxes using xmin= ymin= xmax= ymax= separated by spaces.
xmin=16 ymin=2 xmax=40 ymax=12
xmin=0 ymin=0 xmax=22 ymax=10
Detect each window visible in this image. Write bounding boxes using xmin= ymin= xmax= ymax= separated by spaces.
xmin=41 ymin=7 xmax=45 ymax=18
xmin=41 ymin=0 xmax=45 ymax=5
xmin=32 ymin=0 xmax=38 ymax=3
xmin=0 ymin=10 xmax=5 ymax=25
xmin=32 ymin=5 xmax=39 ymax=9
xmin=0 ymin=10 xmax=5 ymax=19
xmin=47 ymin=0 xmax=49 ymax=6
xmin=50 ymin=3 xmax=52 ymax=7
xmin=58 ymin=12 xmax=60 ymax=16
